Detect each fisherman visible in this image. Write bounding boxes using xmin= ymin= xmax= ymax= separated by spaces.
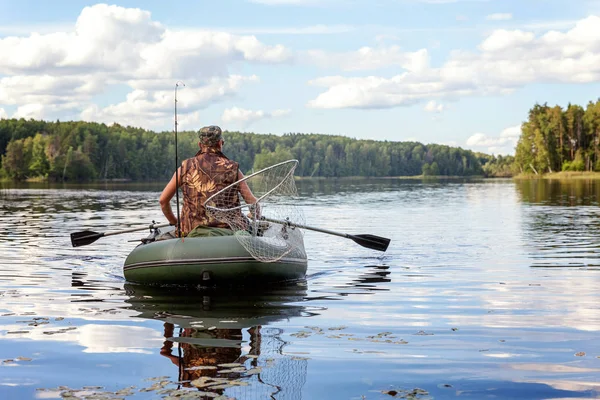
xmin=159 ymin=125 xmax=258 ymax=237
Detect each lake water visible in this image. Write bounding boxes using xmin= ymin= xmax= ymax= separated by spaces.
xmin=1 ymin=178 xmax=599 ymax=400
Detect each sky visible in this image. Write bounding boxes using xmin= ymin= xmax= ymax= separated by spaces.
xmin=1 ymin=1 xmax=600 ymax=155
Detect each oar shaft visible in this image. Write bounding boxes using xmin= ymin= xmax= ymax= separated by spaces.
xmin=103 ymin=223 xmax=170 ymax=237
xmin=261 ymin=216 xmax=390 ymax=252
xmin=261 ymin=217 xmax=349 ymax=239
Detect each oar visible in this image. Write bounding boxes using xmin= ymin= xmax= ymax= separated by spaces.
xmin=261 ymin=217 xmax=390 ymax=252
xmin=70 ymin=222 xmax=170 ymax=248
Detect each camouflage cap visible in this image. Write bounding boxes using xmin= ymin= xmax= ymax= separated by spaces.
xmin=198 ymin=125 xmax=223 ymax=147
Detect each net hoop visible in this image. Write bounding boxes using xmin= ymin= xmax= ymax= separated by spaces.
xmin=208 ymin=159 xmax=299 ymax=213
xmin=204 ymin=159 xmax=306 ymax=263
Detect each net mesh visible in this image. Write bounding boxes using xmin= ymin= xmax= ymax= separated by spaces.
xmin=205 ymin=159 xmax=306 ymax=263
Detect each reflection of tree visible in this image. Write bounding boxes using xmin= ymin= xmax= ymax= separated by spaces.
xmin=514 ymin=179 xmax=600 ymax=269
xmin=515 ymin=179 xmax=600 ymax=206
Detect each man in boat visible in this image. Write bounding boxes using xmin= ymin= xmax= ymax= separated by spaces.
xmin=159 ymin=125 xmax=259 ymax=237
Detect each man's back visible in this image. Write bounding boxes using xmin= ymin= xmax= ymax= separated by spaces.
xmin=179 ymin=148 xmax=239 ymax=236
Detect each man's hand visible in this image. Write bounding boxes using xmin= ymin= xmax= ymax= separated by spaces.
xmin=247 ymin=203 xmax=261 ymax=220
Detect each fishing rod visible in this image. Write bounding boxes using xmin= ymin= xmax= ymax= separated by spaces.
xmin=174 ymin=81 xmax=185 ymax=238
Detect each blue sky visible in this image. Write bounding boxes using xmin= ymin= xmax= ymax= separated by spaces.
xmin=1 ymin=0 xmax=600 ymax=155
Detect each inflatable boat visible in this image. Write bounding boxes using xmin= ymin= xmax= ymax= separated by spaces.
xmin=123 ymin=233 xmax=307 ymax=286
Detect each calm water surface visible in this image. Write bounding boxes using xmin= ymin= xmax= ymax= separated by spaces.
xmin=1 ymin=178 xmax=599 ymax=399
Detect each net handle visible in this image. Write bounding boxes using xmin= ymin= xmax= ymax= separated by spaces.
xmin=204 ymin=159 xmax=299 ymax=213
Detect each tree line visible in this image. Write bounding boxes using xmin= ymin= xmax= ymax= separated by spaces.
xmin=514 ymin=99 xmax=600 ymax=174
xmin=0 ymin=118 xmax=507 ymax=182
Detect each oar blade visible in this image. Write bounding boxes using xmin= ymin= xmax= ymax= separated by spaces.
xmin=71 ymin=231 xmax=103 ymax=247
xmin=350 ymin=234 xmax=390 ymax=252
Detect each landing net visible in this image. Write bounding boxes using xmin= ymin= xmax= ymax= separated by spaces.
xmin=204 ymin=159 xmax=306 ymax=263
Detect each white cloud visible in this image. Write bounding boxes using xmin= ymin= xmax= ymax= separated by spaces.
xmin=221 ymin=107 xmax=291 ymax=125
xmin=0 ymin=74 xmax=96 ymax=106
xmin=467 ymin=132 xmax=498 ymax=146
xmin=308 ymin=15 xmax=600 ymax=109
xmin=466 ymin=125 xmax=521 ymax=155
xmin=0 ymin=4 xmax=291 ymax=128
xmin=518 ymin=19 xmax=579 ymax=32
xmin=0 ymin=5 xmax=163 ymax=76
xmin=81 ymin=76 xmax=259 ymax=129
xmin=212 ymin=24 xmax=354 ymax=35
xmin=375 ymin=34 xmax=402 ymax=44
xmin=271 ymin=109 xmax=291 ymax=117
xmin=0 ymin=108 xmax=7 ymax=119
xmin=478 ymin=29 xmax=534 ymax=52
xmin=0 ymin=22 xmax=73 ymax=36
xmin=307 ymin=71 xmax=475 ymax=109
xmin=177 ymin=111 xmax=203 ymax=130
xmin=248 ymin=0 xmax=325 ymax=4
xmin=424 ymin=100 xmax=445 ymax=113
xmin=304 ymin=46 xmax=429 ymax=72
xmin=486 ymin=13 xmax=513 ymax=21
xmin=136 ymin=30 xmax=291 ymax=81
xmin=13 ymin=103 xmax=46 ymax=119
xmin=415 ymin=0 xmax=492 ymax=3
xmin=500 ymin=125 xmax=521 ymax=139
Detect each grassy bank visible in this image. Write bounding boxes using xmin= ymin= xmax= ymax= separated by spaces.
xmin=514 ymin=171 xmax=600 ymax=180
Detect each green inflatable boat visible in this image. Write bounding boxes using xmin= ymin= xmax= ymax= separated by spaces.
xmin=123 ymin=232 xmax=307 ymax=286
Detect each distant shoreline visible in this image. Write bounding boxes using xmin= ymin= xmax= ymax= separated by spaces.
xmin=2 ymin=175 xmax=491 ymax=184
xmin=8 ymin=172 xmax=600 ymax=184
xmin=514 ymin=171 xmax=600 ymax=180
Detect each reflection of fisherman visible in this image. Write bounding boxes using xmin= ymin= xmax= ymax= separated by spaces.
xmin=159 ymin=125 xmax=260 ymax=238
xmin=159 ymin=322 xmax=261 ymax=386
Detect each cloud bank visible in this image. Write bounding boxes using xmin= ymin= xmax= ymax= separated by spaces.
xmin=306 ymin=16 xmax=600 ymax=109
xmin=0 ymin=4 xmax=290 ymax=127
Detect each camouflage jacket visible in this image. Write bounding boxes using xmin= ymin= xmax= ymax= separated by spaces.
xmin=179 ymin=148 xmax=240 ymax=236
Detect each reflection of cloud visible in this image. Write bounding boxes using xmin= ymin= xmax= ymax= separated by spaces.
xmin=1 ymin=324 xmax=163 ymax=354
xmin=79 ymin=324 xmax=164 ymax=353
xmin=444 ymin=279 xmax=600 ymax=332
xmin=482 ymin=352 xmax=521 ymax=358
xmin=510 ymin=364 xmax=600 ymax=373
xmin=514 ymin=377 xmax=600 ymax=393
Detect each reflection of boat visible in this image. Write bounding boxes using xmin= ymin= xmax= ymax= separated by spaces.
xmin=124 ymin=283 xmax=313 ymax=398
xmin=123 ymin=232 xmax=307 ymax=286
xmin=124 ymin=282 xmax=312 ymax=331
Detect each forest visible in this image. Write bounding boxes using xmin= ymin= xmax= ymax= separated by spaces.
xmin=0 ymin=118 xmax=506 ymax=182
xmin=514 ymin=99 xmax=600 ymax=174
